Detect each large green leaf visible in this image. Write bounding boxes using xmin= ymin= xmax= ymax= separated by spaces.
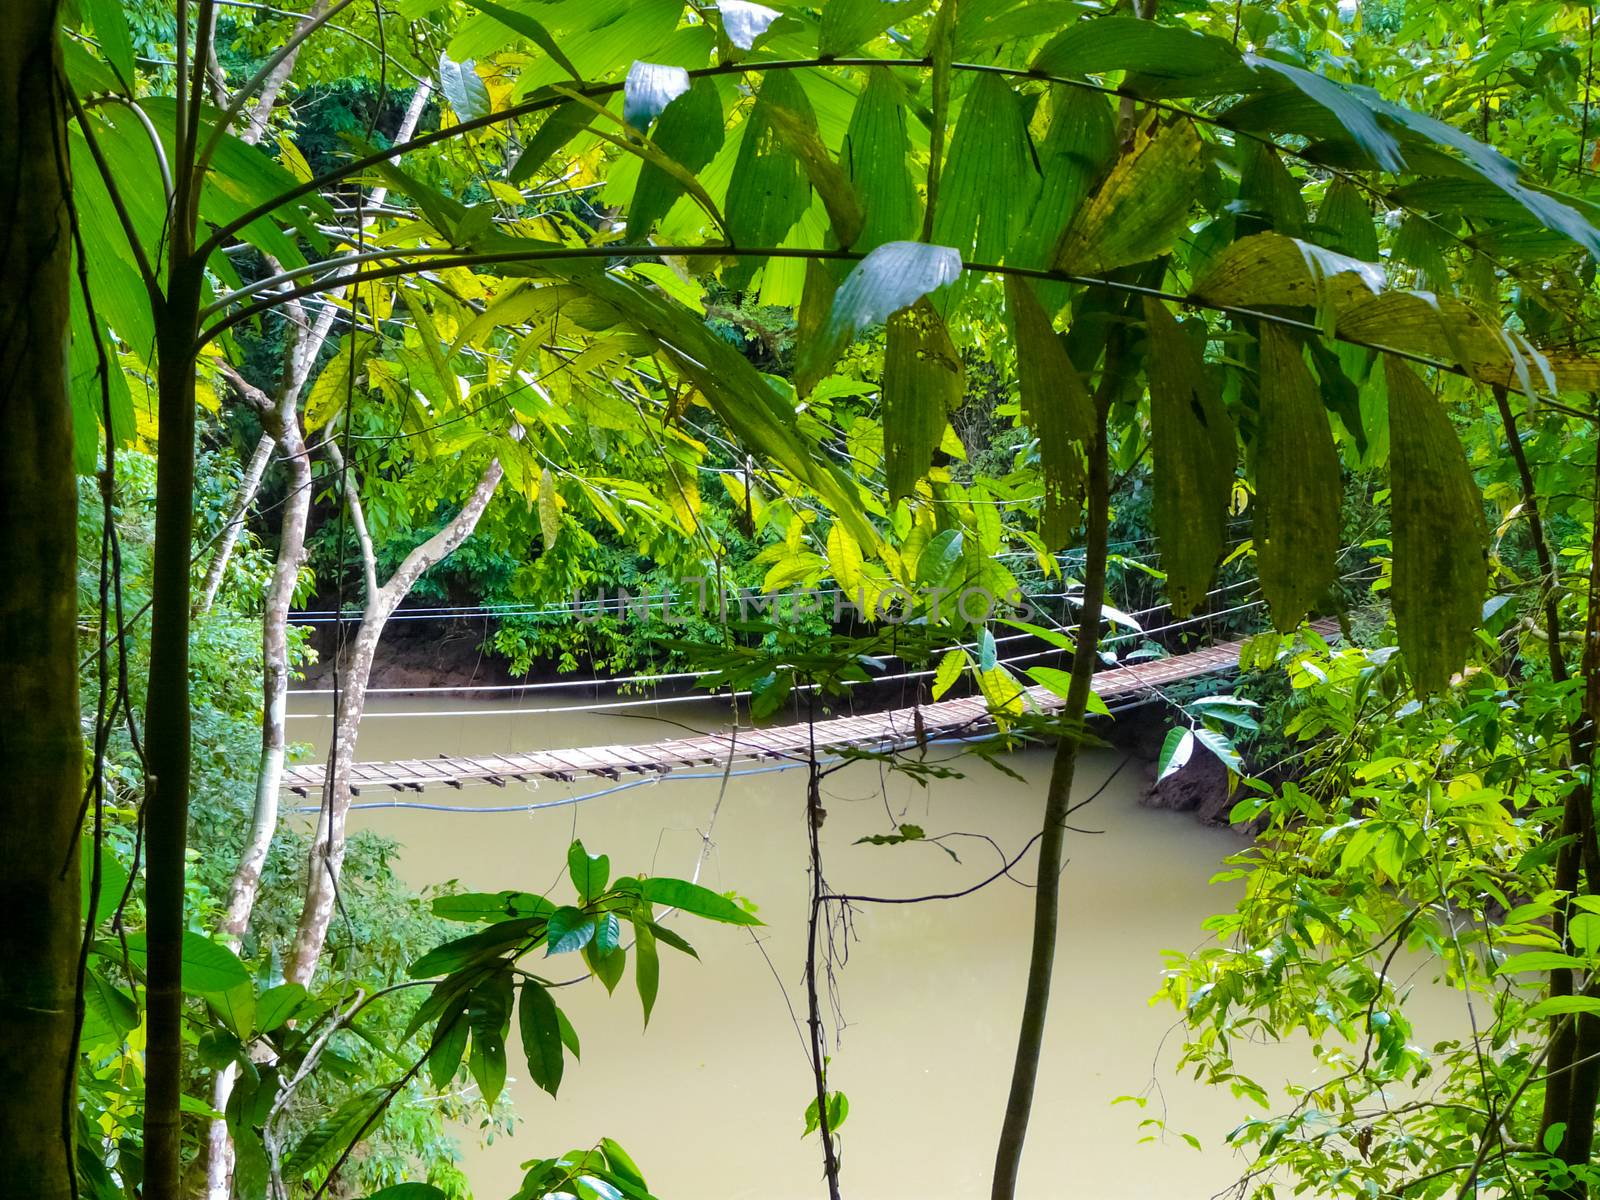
xmin=931 ymin=72 xmax=1036 ymax=272
xmin=802 ymin=241 xmax=961 ymax=390
xmin=1012 ymin=85 xmax=1116 ymax=316
xmin=725 ymin=71 xmax=814 ymax=286
xmin=460 ymin=0 xmax=581 ymax=82
xmin=1143 ymin=299 xmax=1235 ymax=617
xmin=883 ymin=299 xmax=964 ymax=501
xmin=510 ymin=100 xmax=592 ymax=185
xmin=1055 ymin=119 xmax=1205 ymax=274
xmin=467 ymin=972 xmax=512 ymax=1108
xmin=638 ymin=877 xmax=763 ymax=925
xmin=519 ymin=980 xmax=566 ymax=1096
xmin=1245 ymin=55 xmax=1404 ymax=172
xmin=1190 ymin=231 xmax=1386 ymax=310
xmin=626 ymin=78 xmax=724 ymax=239
xmin=1385 ymin=358 xmax=1487 ymax=692
xmin=567 ymin=840 xmax=610 ymax=905
xmin=763 ymin=93 xmax=864 ymax=249
xmin=1254 ymin=326 xmax=1341 ymax=631
xmin=408 ymin=916 xmax=545 ymax=978
xmin=1010 ymin=278 xmax=1091 ymax=548
xmin=1033 ymin=15 xmax=1243 ymax=82
xmin=819 ymin=0 xmax=921 ymax=55
xmin=1237 ymin=140 xmax=1306 ymax=237
xmin=842 ymin=68 xmax=920 ymax=252
xmin=1313 ymin=179 xmax=1379 ymax=260
xmin=633 ymin=918 xmax=660 ymax=1027
xmin=81 ymin=0 xmax=135 ymax=89
xmin=546 ymin=268 xmax=881 ymax=550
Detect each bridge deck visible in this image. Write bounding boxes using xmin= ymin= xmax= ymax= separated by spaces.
xmin=281 ymin=619 xmax=1340 ymax=796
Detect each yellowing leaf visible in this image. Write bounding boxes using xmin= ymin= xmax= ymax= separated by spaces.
xmin=1054 ymin=118 xmax=1205 ymax=274
xmin=931 ymin=648 xmax=968 ymax=700
xmin=884 ymin=299 xmax=963 ymax=500
xmin=1009 ymin=278 xmax=1090 ymax=548
xmin=827 ymin=522 xmax=864 ymax=595
xmin=305 ymin=335 xmax=373 ymax=432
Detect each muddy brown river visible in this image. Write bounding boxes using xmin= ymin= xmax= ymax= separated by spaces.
xmin=286 ymin=692 xmax=1406 ymax=1198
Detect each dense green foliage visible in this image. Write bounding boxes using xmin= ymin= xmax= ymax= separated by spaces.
xmin=26 ymin=0 xmax=1600 ymax=1198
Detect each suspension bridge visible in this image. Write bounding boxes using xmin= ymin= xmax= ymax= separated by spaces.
xmin=280 ymin=616 xmax=1343 ymax=797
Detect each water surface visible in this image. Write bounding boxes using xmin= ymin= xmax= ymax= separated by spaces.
xmin=290 ymin=693 xmax=1315 ymax=1198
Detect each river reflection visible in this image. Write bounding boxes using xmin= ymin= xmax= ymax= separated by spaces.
xmin=288 ymin=692 xmax=1319 ymax=1198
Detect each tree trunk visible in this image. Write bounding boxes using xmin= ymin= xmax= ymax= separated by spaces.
xmin=202 ymin=414 xmax=310 ymax=1199
xmin=286 ymin=456 xmax=503 ymax=986
xmin=199 ymin=81 xmax=432 ymax=1191
xmin=144 ymin=259 xmax=204 ymax=1200
xmin=196 ymin=432 xmax=274 ymax=617
xmin=990 ymin=399 xmax=1113 ymax=1200
xmin=0 ymin=5 xmax=83 ymax=1195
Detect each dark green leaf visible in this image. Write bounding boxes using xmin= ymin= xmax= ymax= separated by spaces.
xmin=931 ymin=73 xmax=1037 ymax=281
xmin=546 ymin=906 xmax=597 ymax=955
xmin=1143 ymin=299 xmax=1234 ymax=617
xmin=468 ymin=973 xmax=512 ymax=1107
xmin=519 ymin=980 xmax=565 ymax=1097
xmin=599 ymin=1139 xmax=648 ymax=1192
xmin=510 ymin=101 xmax=592 ymax=185
xmin=1385 ymin=358 xmax=1487 ymax=693
xmin=1034 ymin=16 xmax=1242 ymax=82
xmin=362 ymin=1186 xmax=451 ymax=1200
xmin=255 ymin=982 xmax=307 ymax=1034
xmin=427 ymin=1005 xmax=469 ymax=1090
xmin=432 ymin=891 xmax=556 ymax=923
xmin=568 ymin=840 xmax=610 ymax=905
xmin=638 ymin=877 xmax=763 ymax=925
xmin=1314 ymin=179 xmax=1380 ymax=260
xmin=460 ymin=0 xmax=581 ymax=82
xmin=819 ymin=0 xmax=920 ymax=55
xmin=1245 ymin=55 xmax=1404 ymax=172
xmin=763 ymin=96 xmax=864 ymax=249
xmin=1255 ymin=327 xmax=1341 ymax=631
xmin=843 ymin=67 xmax=920 ymax=252
xmin=409 ymin=916 xmax=545 ymax=978
xmin=725 ymin=71 xmax=813 ymax=287
xmin=633 ymin=918 xmax=660 ymax=1026
xmin=626 ymin=79 xmax=724 ymax=238
xmin=917 ymin=529 xmax=964 ymax=588
xmin=585 ymin=942 xmax=626 ymax=994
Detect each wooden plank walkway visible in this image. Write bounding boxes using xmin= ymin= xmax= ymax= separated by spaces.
xmin=281 ymin=618 xmax=1342 ymax=796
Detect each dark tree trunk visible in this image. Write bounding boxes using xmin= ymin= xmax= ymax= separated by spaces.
xmin=142 ymin=274 xmax=202 ymax=1200
xmin=0 ymin=3 xmax=84 ymax=1195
